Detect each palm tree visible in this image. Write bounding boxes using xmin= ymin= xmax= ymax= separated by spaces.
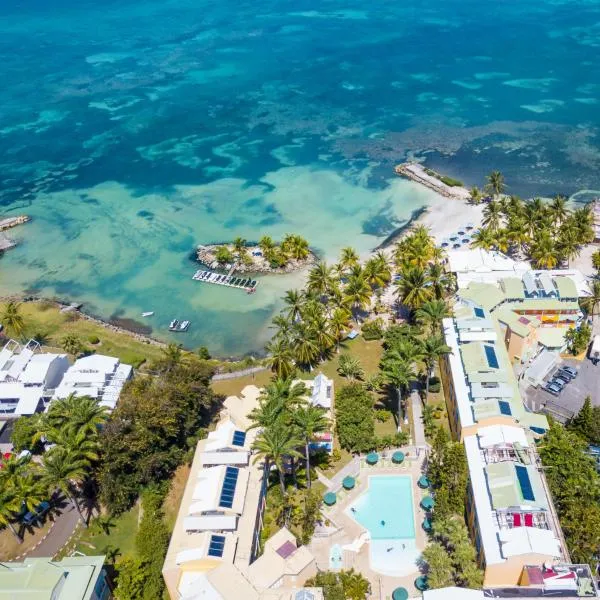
xmin=287 ymin=235 xmax=310 ymax=260
xmin=1 ymin=301 xmax=25 ymax=338
xmin=258 ymin=235 xmax=275 ymax=257
xmin=427 ymin=262 xmax=452 ymax=299
xmin=293 ymin=405 xmax=329 ymax=489
xmin=265 ymin=338 xmax=295 ymax=378
xmin=232 ymin=237 xmax=247 ymax=256
xmin=364 ymin=252 xmax=391 ymax=289
xmin=396 ymin=266 xmax=432 ymax=311
xmin=329 ymin=307 xmax=352 ymax=352
xmin=11 ymin=469 xmax=45 ymax=516
xmin=307 ymin=262 xmax=334 ymax=297
xmin=591 ymin=249 xmax=600 ymax=273
xmin=557 ymin=226 xmax=581 ymax=267
xmin=41 ymin=446 xmax=89 ymax=526
xmin=471 ymin=227 xmax=496 ymax=251
xmin=416 ymin=300 xmax=450 ymax=334
xmin=252 ymin=425 xmax=302 ymax=496
xmin=482 ymin=199 xmax=503 ymax=231
xmin=339 ymin=247 xmax=359 ymax=271
xmin=549 ymin=194 xmax=569 ymax=227
xmin=45 ymin=394 xmax=109 ymax=438
xmin=530 ymin=232 xmax=559 ymax=269
xmin=291 ymin=324 xmax=320 ymax=368
xmin=344 ymin=274 xmax=371 ymax=323
xmin=469 ymin=186 xmax=483 ymax=204
xmin=380 ymin=358 xmax=416 ymax=429
xmin=61 ymin=334 xmax=83 ymax=356
xmin=421 ymin=335 xmax=451 ymax=401
xmin=581 ymin=280 xmax=600 ymax=323
xmin=0 ymin=486 xmax=21 ymax=542
xmin=308 ymin=314 xmax=335 ymax=357
xmin=283 ymin=289 xmax=304 ymax=322
xmin=485 ymin=171 xmax=505 ymax=198
xmin=337 ymin=354 xmax=365 ymax=381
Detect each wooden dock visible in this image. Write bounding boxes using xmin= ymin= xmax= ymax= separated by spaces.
xmin=192 ymin=269 xmax=258 ymax=292
xmin=0 ymin=215 xmax=30 ymax=232
xmin=395 ymin=163 xmax=471 ymax=201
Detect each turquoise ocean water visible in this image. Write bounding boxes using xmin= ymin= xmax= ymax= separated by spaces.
xmin=1 ymin=0 xmax=600 ymax=355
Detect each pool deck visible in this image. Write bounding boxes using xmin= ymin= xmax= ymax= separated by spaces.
xmin=311 ymin=450 xmax=428 ymax=599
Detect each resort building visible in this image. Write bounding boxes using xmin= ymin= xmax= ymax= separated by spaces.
xmin=0 ymin=339 xmax=69 ymax=417
xmin=51 ymin=354 xmax=132 ymax=410
xmin=295 ymin=373 xmax=334 ymax=453
xmin=440 ymin=254 xmax=597 ymax=595
xmin=0 ymin=555 xmax=111 ymax=599
xmin=162 ymin=385 xmax=318 ymax=600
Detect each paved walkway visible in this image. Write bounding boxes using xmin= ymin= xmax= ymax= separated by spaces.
xmin=410 ymin=391 xmax=426 ymax=447
xmin=28 ymin=504 xmax=81 ymax=558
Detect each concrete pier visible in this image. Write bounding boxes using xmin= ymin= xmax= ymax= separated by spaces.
xmin=395 ymin=163 xmax=471 ymax=201
xmin=0 ymin=215 xmax=30 ymax=231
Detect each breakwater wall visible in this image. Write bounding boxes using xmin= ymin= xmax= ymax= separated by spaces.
xmin=395 ymin=163 xmax=471 ymax=201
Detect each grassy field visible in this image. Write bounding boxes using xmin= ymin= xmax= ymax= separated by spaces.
xmin=57 ymin=503 xmax=140 ymax=561
xmin=0 ymin=300 xmax=166 ymax=368
xmin=212 ymin=337 xmax=384 ymax=398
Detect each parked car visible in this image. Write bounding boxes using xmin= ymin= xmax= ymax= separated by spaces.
xmin=552 ymin=373 xmax=571 ymax=384
xmin=544 ymin=382 xmax=562 ymax=396
xmin=549 ymin=378 xmax=566 ymax=390
xmin=22 ymin=501 xmax=51 ymax=526
xmin=558 ymin=366 xmax=578 ymax=378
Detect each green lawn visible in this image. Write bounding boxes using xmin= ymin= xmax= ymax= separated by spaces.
xmin=58 ymin=504 xmax=140 ymax=561
xmin=212 ymin=337 xmax=384 ymax=398
xmin=1 ymin=301 xmax=165 ymax=368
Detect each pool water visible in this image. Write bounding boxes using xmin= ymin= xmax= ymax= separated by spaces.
xmin=329 ymin=543 xmax=343 ymax=570
xmin=347 ymin=476 xmax=415 ymax=540
xmin=346 ymin=475 xmax=419 ymax=576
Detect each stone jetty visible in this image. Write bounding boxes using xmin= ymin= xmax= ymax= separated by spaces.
xmin=395 ymin=163 xmax=471 ymax=201
xmin=0 ymin=215 xmax=30 ymax=231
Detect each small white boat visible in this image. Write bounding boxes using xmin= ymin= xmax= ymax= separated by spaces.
xmin=141 ymin=311 xmax=154 ymax=317
xmin=178 ymin=320 xmax=190 ymax=332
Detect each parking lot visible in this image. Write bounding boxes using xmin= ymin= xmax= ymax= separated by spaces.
xmin=524 ymin=357 xmax=600 ymax=423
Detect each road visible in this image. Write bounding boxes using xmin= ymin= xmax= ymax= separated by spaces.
xmin=28 ymin=503 xmax=81 ymax=558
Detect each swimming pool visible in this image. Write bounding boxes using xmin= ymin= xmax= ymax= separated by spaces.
xmin=346 ymin=475 xmax=419 ymax=576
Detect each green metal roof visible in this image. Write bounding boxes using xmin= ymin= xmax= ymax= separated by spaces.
xmin=553 ymin=276 xmax=578 ymax=299
xmin=0 ymin=556 xmax=106 ymax=600
xmin=537 ymin=327 xmax=569 ymax=349
xmin=500 ymin=277 xmax=526 ymax=299
xmin=460 ymin=282 xmax=506 ymax=312
xmin=486 ymin=462 xmax=548 ymax=510
xmin=496 ymin=308 xmax=534 ymax=338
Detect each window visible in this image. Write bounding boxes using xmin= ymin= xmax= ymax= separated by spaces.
xmin=208 ymin=534 xmax=226 ymax=557
xmin=474 ymin=307 xmax=485 ymax=318
xmin=232 ymin=430 xmax=246 ymax=447
xmin=515 ymin=465 xmax=535 ymax=501
xmin=484 ymin=345 xmax=499 ymax=369
xmin=498 ymin=401 xmax=512 ymax=416
xmin=219 ymin=466 xmax=239 ymax=508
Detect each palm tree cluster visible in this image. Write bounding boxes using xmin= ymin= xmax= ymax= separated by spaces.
xmin=381 ymin=309 xmax=451 ymax=427
xmin=266 ymin=247 xmax=391 ymax=375
xmin=470 ymin=182 xmax=595 ymax=269
xmin=250 ymin=378 xmax=329 ymax=493
xmin=0 ymin=395 xmax=108 ymax=541
xmin=258 ymin=233 xmax=310 ymax=268
xmin=394 ymin=226 xmax=453 ymax=311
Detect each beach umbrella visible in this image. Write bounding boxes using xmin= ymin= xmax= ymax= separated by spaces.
xmin=392 ymin=587 xmax=409 ymax=600
xmin=415 ymin=575 xmax=429 ymax=591
xmin=417 ymin=475 xmax=430 ymax=489
xmin=421 ymin=495 xmax=435 ymax=510
xmin=366 ymin=452 xmax=379 ymax=465
xmin=342 ymin=476 xmax=355 ymax=490
xmin=441 ymin=239 xmax=450 ymax=247
xmin=457 ymin=227 xmax=466 ymax=235
xmin=392 ymin=451 xmax=405 ymax=464
xmin=466 ymin=222 xmax=474 ymax=230
xmin=449 ymin=233 xmax=458 ymax=240
xmin=323 ymin=492 xmax=336 ymax=506
xmin=422 ymin=517 xmax=432 ymax=532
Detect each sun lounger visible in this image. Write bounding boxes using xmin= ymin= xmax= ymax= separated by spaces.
xmin=513 ymin=513 xmax=522 ymax=527
xmin=524 ymin=513 xmax=533 ymax=527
